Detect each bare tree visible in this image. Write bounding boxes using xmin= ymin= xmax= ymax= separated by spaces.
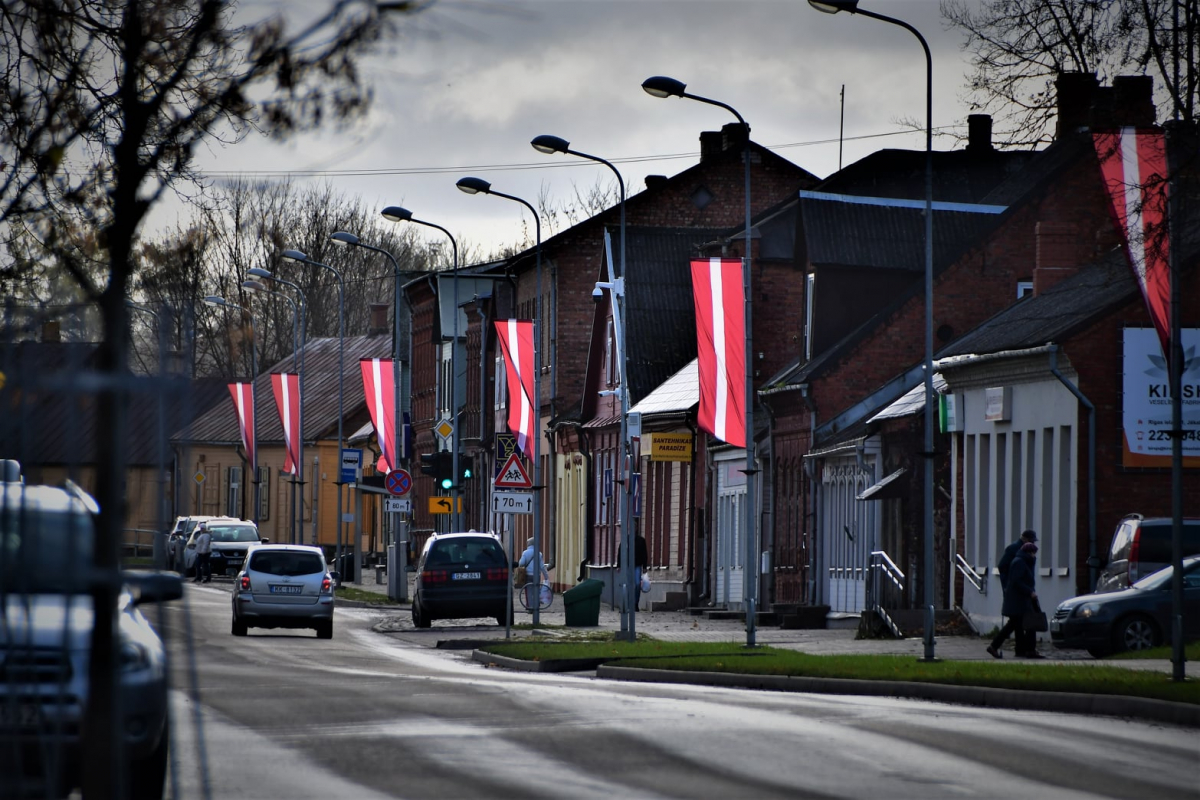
xmin=942 ymin=0 xmax=1198 ymax=146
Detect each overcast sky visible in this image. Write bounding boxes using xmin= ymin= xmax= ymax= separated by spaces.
xmin=176 ymin=0 xmax=992 ymax=258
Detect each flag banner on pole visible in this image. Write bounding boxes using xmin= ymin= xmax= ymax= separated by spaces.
xmin=494 ymin=319 xmax=536 ymax=458
xmin=360 ymin=358 xmax=396 ymax=473
xmin=270 ymin=373 xmax=301 ymax=475
xmin=1094 ymin=128 xmax=1171 ymax=357
xmin=691 ymin=258 xmax=746 ymax=447
xmin=227 ymin=382 xmax=256 ymax=472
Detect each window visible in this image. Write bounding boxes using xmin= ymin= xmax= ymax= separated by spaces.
xmin=1017 ymin=280 xmax=1033 ymax=298
xmin=257 ymin=466 xmax=270 ymax=521
xmin=226 ymin=466 xmax=241 ymax=517
xmin=804 ymin=274 xmax=815 ymax=360
xmin=494 ymin=355 xmax=506 ymax=411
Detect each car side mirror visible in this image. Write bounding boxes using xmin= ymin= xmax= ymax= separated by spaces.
xmin=260 ymin=538 xmax=270 ymax=544
xmin=1085 ymin=556 xmax=1103 ymax=569
xmin=329 ymin=570 xmax=341 ymax=584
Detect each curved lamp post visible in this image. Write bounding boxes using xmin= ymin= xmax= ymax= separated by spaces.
xmin=642 ymin=74 xmax=759 ymax=647
xmin=204 ymin=294 xmax=260 ymax=526
xmin=330 ymin=229 xmax=409 ymax=598
xmin=381 ymin=206 xmax=462 ymax=531
xmin=247 ymin=267 xmax=308 ymax=546
xmin=530 ymin=134 xmax=636 ymax=640
xmin=281 ymin=249 xmax=346 ymax=569
xmin=242 ymin=278 xmax=301 ymax=544
xmin=809 ymin=0 xmax=937 ymax=661
xmin=456 ymin=176 xmax=546 ymax=625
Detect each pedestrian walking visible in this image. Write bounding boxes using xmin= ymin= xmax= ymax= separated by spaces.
xmin=988 ymin=541 xmax=1043 ymax=659
xmin=517 ymin=537 xmax=550 ymax=609
xmin=998 ymin=529 xmax=1037 ymax=589
xmin=193 ymin=522 xmax=212 ymax=583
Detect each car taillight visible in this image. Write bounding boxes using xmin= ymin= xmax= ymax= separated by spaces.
xmin=1129 ymin=532 xmax=1141 ymax=581
xmin=485 ymin=568 xmax=507 ymax=581
xmin=240 ymin=575 xmax=251 ymax=591
xmin=422 ymin=570 xmax=448 ymax=583
xmin=322 ymin=576 xmax=332 ymax=592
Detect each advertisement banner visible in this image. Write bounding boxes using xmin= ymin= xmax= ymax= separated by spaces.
xmin=1121 ymin=327 xmax=1200 ymax=467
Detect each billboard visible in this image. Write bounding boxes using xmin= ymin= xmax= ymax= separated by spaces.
xmin=1121 ymin=327 xmax=1200 ymax=467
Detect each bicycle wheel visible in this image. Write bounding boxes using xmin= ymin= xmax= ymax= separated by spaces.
xmin=520 ymin=583 xmax=552 ymax=611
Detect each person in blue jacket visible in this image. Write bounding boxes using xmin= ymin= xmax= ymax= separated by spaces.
xmin=987 ymin=541 xmax=1043 ymax=659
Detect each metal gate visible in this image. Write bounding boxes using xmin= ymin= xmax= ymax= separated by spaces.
xmin=820 ymin=453 xmax=878 ymax=613
xmin=714 ymin=452 xmax=746 ymax=609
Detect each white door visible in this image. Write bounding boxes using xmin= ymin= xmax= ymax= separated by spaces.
xmin=714 ymin=454 xmax=746 ymax=609
xmin=821 ymin=455 xmax=877 ymax=613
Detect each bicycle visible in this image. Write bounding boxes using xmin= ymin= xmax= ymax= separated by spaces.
xmin=517 ymin=579 xmax=554 ymax=612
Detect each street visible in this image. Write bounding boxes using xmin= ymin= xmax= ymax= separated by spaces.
xmin=154 ymin=584 xmax=1198 ymax=799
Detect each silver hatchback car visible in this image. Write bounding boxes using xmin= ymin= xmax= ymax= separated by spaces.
xmin=230 ymin=545 xmax=336 ymax=639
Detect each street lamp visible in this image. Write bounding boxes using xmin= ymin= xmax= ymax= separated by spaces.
xmin=530 ymin=134 xmax=636 ymax=640
xmin=247 ymin=267 xmax=308 ymax=546
xmin=330 ymin=229 xmax=410 ymax=600
xmin=281 ymin=249 xmax=346 ymax=571
xmin=242 ymin=278 xmax=301 ymax=545
xmin=381 ymin=206 xmax=462 ymax=530
xmin=125 ymin=299 xmax=170 ymax=569
xmin=809 ymin=0 xmax=937 ymax=661
xmin=642 ymin=75 xmax=759 ymax=647
xmin=456 ymin=176 xmax=546 ymax=625
xmin=204 ymin=294 xmax=260 ymax=526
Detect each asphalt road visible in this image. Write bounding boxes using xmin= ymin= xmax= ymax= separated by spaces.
xmin=155 ymin=583 xmax=1199 ymax=800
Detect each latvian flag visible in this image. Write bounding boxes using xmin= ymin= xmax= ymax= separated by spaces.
xmin=494 ymin=319 xmax=536 ymax=458
xmin=691 ymin=258 xmax=746 ymax=448
xmin=270 ymin=373 xmax=300 ymax=475
xmin=1094 ymin=128 xmax=1171 ymax=358
xmin=360 ymin=358 xmax=397 ymax=473
xmin=227 ymin=383 xmax=256 ymax=471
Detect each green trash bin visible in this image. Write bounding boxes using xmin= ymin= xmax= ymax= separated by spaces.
xmin=563 ymin=578 xmax=604 ymax=627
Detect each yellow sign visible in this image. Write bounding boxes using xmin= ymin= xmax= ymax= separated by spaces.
xmin=428 ymin=496 xmax=462 ymax=514
xmin=648 ymin=433 xmax=693 ymax=462
xmin=435 ymin=419 xmax=454 ymax=440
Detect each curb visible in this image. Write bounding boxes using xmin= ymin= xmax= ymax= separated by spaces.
xmin=472 ymin=650 xmax=609 ymax=673
xmin=594 ymin=666 xmax=1200 ymax=728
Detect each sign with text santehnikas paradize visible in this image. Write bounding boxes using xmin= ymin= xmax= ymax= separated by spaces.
xmin=1122 ymin=327 xmax=1200 ymax=468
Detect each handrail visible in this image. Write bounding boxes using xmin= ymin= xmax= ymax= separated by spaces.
xmin=870 ymin=550 xmax=905 ymax=590
xmin=867 ymin=550 xmax=906 ymax=639
xmin=955 ymin=553 xmax=987 ymax=595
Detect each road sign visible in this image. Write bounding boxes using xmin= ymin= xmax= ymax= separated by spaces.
xmin=434 ymin=417 xmax=454 ymax=443
xmin=193 ymin=471 xmax=206 ymax=485
xmin=384 ymin=497 xmax=411 ymax=513
xmin=385 ymin=468 xmax=412 ymax=496
xmin=493 ymin=453 xmax=532 ymax=489
xmin=491 ymin=491 xmax=533 ymax=515
xmin=428 ymin=496 xmax=462 ymax=515
xmin=340 ymin=448 xmax=362 ymax=484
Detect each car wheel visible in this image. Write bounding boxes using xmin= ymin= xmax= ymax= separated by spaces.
xmin=412 ymin=598 xmax=431 ymax=629
xmin=316 ymin=620 xmax=333 ymax=640
xmin=231 ymin=617 xmax=248 ymax=637
xmin=1113 ymin=615 xmax=1161 ymax=652
xmin=128 ymin=720 xmax=169 ymax=800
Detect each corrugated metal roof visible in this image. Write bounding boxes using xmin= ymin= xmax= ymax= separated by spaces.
xmin=819 ymin=146 xmax=1039 ymax=204
xmin=630 ymin=359 xmax=697 ymax=416
xmin=869 ymin=374 xmax=947 ymax=422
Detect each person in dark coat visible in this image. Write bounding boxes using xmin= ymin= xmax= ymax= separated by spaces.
xmin=987 ymin=541 xmax=1043 ymax=659
xmin=997 ymin=529 xmax=1037 ymax=590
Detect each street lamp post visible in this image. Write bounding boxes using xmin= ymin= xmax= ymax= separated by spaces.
xmin=456 ymin=176 xmax=545 ymax=625
xmin=125 ymin=299 xmax=170 ymax=569
xmin=242 ymin=278 xmax=300 ymax=544
xmin=381 ymin=206 xmax=462 ymax=531
xmin=642 ymin=75 xmax=759 ymax=647
xmin=530 ymin=134 xmax=636 ymax=641
xmin=330 ymin=230 xmax=410 ymax=601
xmin=809 ymin=0 xmax=937 ymax=661
xmin=204 ymin=294 xmax=260 ymax=526
xmin=281 ymin=249 xmax=346 ymax=572
xmin=248 ymin=267 xmax=308 ymax=546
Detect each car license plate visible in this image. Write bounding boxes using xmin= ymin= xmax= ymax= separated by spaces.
xmin=1049 ymin=620 xmax=1061 ymax=633
xmin=269 ymin=584 xmax=303 ymax=594
xmin=452 ymin=572 xmax=481 ymax=580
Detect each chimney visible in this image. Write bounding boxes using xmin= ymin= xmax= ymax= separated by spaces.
xmin=645 ymin=175 xmax=668 ymax=190
xmin=721 ymin=121 xmax=749 ymax=152
xmin=1112 ymin=75 xmax=1156 ymax=126
xmin=1055 ymin=72 xmax=1099 ymax=137
xmin=368 ymin=303 xmax=389 ymax=335
xmin=42 ymin=320 xmax=61 ymax=343
xmin=966 ymin=114 xmax=993 ymax=153
xmin=699 ymin=130 xmax=722 ymax=163
xmin=1033 ymin=222 xmax=1080 ymax=295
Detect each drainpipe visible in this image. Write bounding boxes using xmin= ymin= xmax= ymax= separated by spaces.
xmin=759 ymin=397 xmax=777 ymax=608
xmin=685 ymin=417 xmax=701 ymax=603
xmin=801 ymin=384 xmax=819 ymax=606
xmin=1049 ymin=345 xmax=1097 ymax=590
xmin=477 ymin=303 xmax=490 ymax=529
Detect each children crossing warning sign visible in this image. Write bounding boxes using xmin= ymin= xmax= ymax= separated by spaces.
xmin=493 ymin=453 xmax=533 ymax=489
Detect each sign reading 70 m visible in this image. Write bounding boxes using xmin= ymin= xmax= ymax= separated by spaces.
xmin=491 ymin=491 xmax=533 ymax=515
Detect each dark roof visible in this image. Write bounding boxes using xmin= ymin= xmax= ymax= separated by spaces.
xmin=176 ymin=333 xmax=393 ymax=445
xmin=622 ymin=226 xmax=725 ymax=405
xmin=819 ymin=146 xmax=1039 ymax=204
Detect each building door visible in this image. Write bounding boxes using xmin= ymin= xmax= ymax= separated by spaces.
xmin=714 ymin=452 xmax=746 ymax=609
xmin=820 ymin=454 xmax=877 ymax=614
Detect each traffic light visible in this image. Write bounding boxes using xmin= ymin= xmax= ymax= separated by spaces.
xmin=419 ymin=452 xmax=437 ymax=478
xmin=420 ymin=451 xmax=454 ymax=489
xmin=459 ymin=455 xmax=473 ymax=482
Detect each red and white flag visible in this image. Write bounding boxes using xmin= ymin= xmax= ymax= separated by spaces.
xmin=227 ymin=383 xmax=256 ymax=472
xmin=270 ymin=373 xmax=300 ymax=475
xmin=1094 ymin=128 xmax=1171 ymax=357
xmin=494 ymin=319 xmax=536 ymax=458
xmin=691 ymin=258 xmax=745 ymax=448
xmin=360 ymin=358 xmax=397 ymax=473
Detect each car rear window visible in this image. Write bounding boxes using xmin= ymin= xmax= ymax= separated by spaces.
xmin=209 ymin=525 xmax=260 ymax=543
xmin=250 ymin=551 xmax=325 ymax=576
xmin=1136 ymin=522 xmax=1200 ymax=563
xmin=426 ymin=538 xmax=505 ymax=567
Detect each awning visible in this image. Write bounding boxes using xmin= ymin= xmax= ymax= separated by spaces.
xmin=857 ymin=467 xmax=909 ymax=501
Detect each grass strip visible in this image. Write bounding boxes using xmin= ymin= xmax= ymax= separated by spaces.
xmin=335 ymin=585 xmax=400 ymax=605
xmin=479 ymin=640 xmax=1200 ymax=705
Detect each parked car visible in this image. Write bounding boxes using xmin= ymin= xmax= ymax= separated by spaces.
xmin=230 ymin=545 xmax=336 ymax=638
xmin=1051 ymin=555 xmax=1200 ymax=657
xmin=166 ymin=514 xmax=218 ymax=572
xmin=411 ymin=531 xmax=511 ymax=628
xmin=182 ymin=517 xmax=262 ymax=578
xmin=1091 ymin=515 xmax=1200 ymax=593
xmin=1 ymin=475 xmax=183 ymax=800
